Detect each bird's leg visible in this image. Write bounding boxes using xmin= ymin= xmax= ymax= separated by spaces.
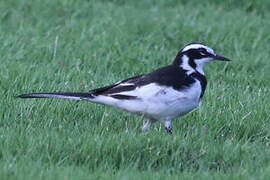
xmin=164 ymin=120 xmax=172 ymax=134
xmin=142 ymin=119 xmax=153 ymax=132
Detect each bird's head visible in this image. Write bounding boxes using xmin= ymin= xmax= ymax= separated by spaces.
xmin=174 ymin=43 xmax=230 ymax=75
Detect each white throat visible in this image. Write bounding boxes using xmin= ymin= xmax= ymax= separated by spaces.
xmin=194 ymin=57 xmax=211 ymax=75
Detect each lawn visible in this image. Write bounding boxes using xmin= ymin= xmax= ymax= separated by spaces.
xmin=1 ymin=0 xmax=270 ymax=179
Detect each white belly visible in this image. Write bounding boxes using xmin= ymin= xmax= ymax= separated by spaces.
xmin=91 ymin=80 xmax=202 ymax=121
xmin=143 ymin=80 xmax=202 ymax=120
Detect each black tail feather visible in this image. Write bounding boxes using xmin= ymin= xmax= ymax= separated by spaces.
xmin=17 ymin=92 xmax=94 ymax=100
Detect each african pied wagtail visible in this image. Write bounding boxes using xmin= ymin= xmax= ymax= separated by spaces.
xmin=18 ymin=43 xmax=230 ymax=133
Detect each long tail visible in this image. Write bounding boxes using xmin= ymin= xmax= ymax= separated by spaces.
xmin=17 ymin=92 xmax=94 ymax=100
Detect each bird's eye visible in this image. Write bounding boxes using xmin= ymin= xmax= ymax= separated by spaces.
xmin=199 ymin=49 xmax=208 ymax=56
xmin=200 ymin=52 xmax=206 ymax=56
xmin=198 ymin=49 xmax=206 ymax=55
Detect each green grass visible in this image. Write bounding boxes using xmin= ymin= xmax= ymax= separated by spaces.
xmin=1 ymin=0 xmax=270 ymax=179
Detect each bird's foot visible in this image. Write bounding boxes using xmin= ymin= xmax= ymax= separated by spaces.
xmin=165 ymin=126 xmax=172 ymax=134
xmin=164 ymin=120 xmax=172 ymax=134
xmin=141 ymin=119 xmax=152 ymax=132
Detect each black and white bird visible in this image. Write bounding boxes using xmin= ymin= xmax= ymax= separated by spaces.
xmin=18 ymin=43 xmax=230 ymax=133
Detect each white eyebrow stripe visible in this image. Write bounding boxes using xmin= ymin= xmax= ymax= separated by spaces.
xmin=182 ymin=44 xmax=215 ymax=55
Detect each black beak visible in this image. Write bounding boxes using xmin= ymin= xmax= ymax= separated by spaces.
xmin=214 ymin=54 xmax=231 ymax=61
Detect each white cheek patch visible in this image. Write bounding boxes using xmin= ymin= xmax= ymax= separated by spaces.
xmin=180 ymin=55 xmax=195 ymax=75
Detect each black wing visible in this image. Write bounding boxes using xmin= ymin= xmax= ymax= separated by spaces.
xmin=89 ymin=65 xmax=197 ymax=99
xmin=89 ymin=75 xmax=145 ymax=99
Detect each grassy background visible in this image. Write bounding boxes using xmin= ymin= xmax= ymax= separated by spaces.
xmin=1 ymin=0 xmax=270 ymax=179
